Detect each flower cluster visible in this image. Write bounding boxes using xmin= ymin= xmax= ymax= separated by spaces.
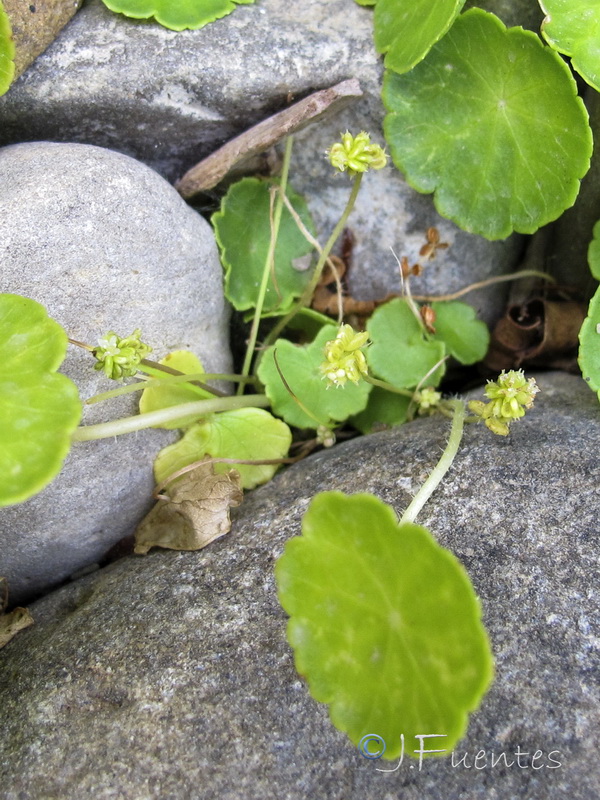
xmin=320 ymin=324 xmax=370 ymax=388
xmin=92 ymin=329 xmax=152 ymax=380
xmin=327 ymin=131 xmax=387 ymax=176
xmin=416 ymin=386 xmax=442 ymax=415
xmin=468 ymin=370 xmax=539 ymax=436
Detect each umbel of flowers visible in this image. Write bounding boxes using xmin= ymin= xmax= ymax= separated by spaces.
xmin=468 ymin=370 xmax=539 ymax=436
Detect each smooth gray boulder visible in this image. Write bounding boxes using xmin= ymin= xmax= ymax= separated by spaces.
xmin=0 ymin=0 xmax=528 ymax=322
xmin=0 ymin=371 xmax=597 ymax=799
xmin=0 ymin=141 xmax=231 ymax=603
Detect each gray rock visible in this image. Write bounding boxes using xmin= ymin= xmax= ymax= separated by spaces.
xmin=0 ymin=371 xmax=597 ymax=799
xmin=0 ymin=0 xmax=525 ymax=323
xmin=0 ymin=141 xmax=231 ymax=603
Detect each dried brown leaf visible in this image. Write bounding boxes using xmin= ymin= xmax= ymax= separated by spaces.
xmin=134 ymin=462 xmax=243 ymax=555
xmin=0 ymin=606 xmax=34 ymax=649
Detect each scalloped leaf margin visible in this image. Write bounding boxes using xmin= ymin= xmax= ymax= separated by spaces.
xmin=540 ymin=0 xmax=600 ymax=92
xmin=382 ymin=8 xmax=592 ymax=240
xmin=0 ymin=294 xmax=82 ymax=506
xmin=276 ymin=491 xmax=494 ymax=759
xmin=101 ymin=0 xmax=255 ymax=32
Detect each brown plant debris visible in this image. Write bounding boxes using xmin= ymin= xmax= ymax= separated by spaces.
xmin=134 ymin=462 xmax=243 ymax=555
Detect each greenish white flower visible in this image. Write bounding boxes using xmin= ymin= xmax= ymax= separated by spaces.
xmin=327 ymin=131 xmax=387 ymax=176
xmin=320 ymin=324 xmax=370 ymax=388
xmin=468 ymin=370 xmax=539 ymax=435
xmin=93 ymin=328 xmax=152 ymax=380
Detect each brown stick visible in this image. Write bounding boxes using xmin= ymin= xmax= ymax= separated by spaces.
xmin=175 ymin=78 xmax=363 ymax=198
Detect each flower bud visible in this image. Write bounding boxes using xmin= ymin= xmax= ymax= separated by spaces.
xmin=92 ymin=329 xmax=152 ymax=380
xmin=327 ymin=131 xmax=387 ymax=176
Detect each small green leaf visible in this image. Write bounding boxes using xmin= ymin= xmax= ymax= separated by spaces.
xmin=257 ymin=326 xmax=372 ymax=430
xmin=579 ymin=285 xmax=600 ymax=399
xmin=374 ymin=0 xmax=465 ymax=74
xmin=350 ymin=386 xmax=411 ymax=434
xmin=0 ymin=294 xmax=82 ymax=507
xmin=366 ymin=298 xmax=447 ymax=389
xmin=276 ymin=492 xmax=494 ymax=758
xmin=431 ymin=301 xmax=490 ymax=364
xmin=139 ymin=350 xmax=213 ymax=429
xmin=213 ymin=177 xmax=316 ymax=314
xmin=101 ymin=0 xmax=254 ymax=31
xmin=588 ymin=219 xmax=600 ymax=281
xmin=541 ymin=0 xmax=600 ymax=91
xmin=382 ymin=8 xmax=592 ymax=239
xmin=0 ymin=0 xmax=15 ymax=96
xmin=154 ymin=408 xmax=292 ymax=490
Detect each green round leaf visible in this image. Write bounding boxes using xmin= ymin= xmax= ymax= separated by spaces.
xmin=431 ymin=301 xmax=490 ymax=364
xmin=276 ymin=492 xmax=494 ymax=758
xmin=213 ymin=177 xmax=316 ymax=314
xmin=257 ymin=326 xmax=372 ymax=430
xmin=382 ymin=8 xmax=592 ymax=240
xmin=153 ymin=408 xmax=292 ymax=490
xmin=588 ymin=219 xmax=600 ymax=281
xmin=579 ymin=285 xmax=600 ymax=399
xmin=350 ymin=386 xmax=411 ymax=434
xmin=374 ymin=0 xmax=465 ymax=74
xmin=366 ymin=298 xmax=447 ymax=389
xmin=101 ymin=0 xmax=254 ymax=31
xmin=541 ymin=0 xmax=600 ymax=91
xmin=139 ymin=350 xmax=213 ymax=430
xmin=0 ymin=0 xmax=15 ymax=96
xmin=0 ymin=294 xmax=82 ymax=507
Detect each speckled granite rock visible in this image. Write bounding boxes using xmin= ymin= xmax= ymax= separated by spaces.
xmin=0 ymin=0 xmax=531 ymax=323
xmin=0 ymin=372 xmax=597 ymax=799
xmin=0 ymin=141 xmax=231 ymax=603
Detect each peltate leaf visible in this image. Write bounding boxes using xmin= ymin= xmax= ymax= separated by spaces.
xmin=366 ymin=298 xmax=446 ymax=389
xmin=431 ymin=301 xmax=490 ymax=364
xmin=0 ymin=1 xmax=15 ymax=96
xmin=213 ymin=177 xmax=316 ymax=314
xmin=382 ymin=8 xmax=592 ymax=239
xmin=276 ymin=492 xmax=494 ymax=759
xmin=101 ymin=0 xmax=254 ymax=31
xmin=257 ymin=326 xmax=372 ymax=430
xmin=139 ymin=350 xmax=213 ymax=429
xmin=154 ymin=407 xmax=292 ymax=490
xmin=540 ymin=0 xmax=600 ymax=91
xmin=579 ymin=285 xmax=600 ymax=399
xmin=587 ymin=219 xmax=600 ymax=281
xmin=374 ymin=0 xmax=466 ymax=74
xmin=0 ymin=294 xmax=82 ymax=506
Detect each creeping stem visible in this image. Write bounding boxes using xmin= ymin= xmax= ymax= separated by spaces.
xmin=72 ymin=394 xmax=270 ymax=442
xmin=400 ymin=399 xmax=465 ymax=525
xmin=261 ymin=172 xmax=364 ymax=350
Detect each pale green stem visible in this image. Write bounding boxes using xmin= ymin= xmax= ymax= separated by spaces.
xmin=400 ymin=399 xmax=465 ymax=525
xmin=262 ymin=172 xmax=364 ymax=350
xmin=365 ymin=375 xmax=414 ymax=398
xmin=238 ymin=135 xmax=295 ymax=393
xmin=72 ymin=394 xmax=269 ymax=442
xmin=85 ymin=373 xmax=257 ymax=405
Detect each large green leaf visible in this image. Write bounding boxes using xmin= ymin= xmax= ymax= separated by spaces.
xmin=587 ymin=219 xmax=600 ymax=282
xmin=431 ymin=301 xmax=489 ymax=364
xmin=0 ymin=294 xmax=82 ymax=507
xmin=540 ymin=0 xmax=600 ymax=91
xmin=366 ymin=299 xmax=447 ymax=389
xmin=374 ymin=0 xmax=466 ymax=74
xmin=276 ymin=492 xmax=494 ymax=759
xmin=101 ymin=0 xmax=254 ymax=31
xmin=213 ymin=177 xmax=316 ymax=314
xmin=153 ymin=408 xmax=292 ymax=489
xmin=579 ymin=287 xmax=600 ymax=400
xmin=257 ymin=326 xmax=372 ymax=430
xmin=382 ymin=8 xmax=592 ymax=240
xmin=0 ymin=1 xmax=15 ymax=96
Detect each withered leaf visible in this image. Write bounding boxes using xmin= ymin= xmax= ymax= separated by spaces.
xmin=0 ymin=606 xmax=34 ymax=649
xmin=134 ymin=462 xmax=243 ymax=555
